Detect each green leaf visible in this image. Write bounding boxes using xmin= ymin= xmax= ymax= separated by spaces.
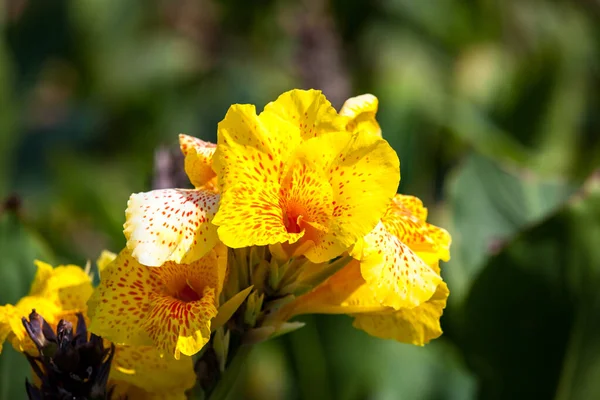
xmin=459 ymin=172 xmax=600 ymax=399
xmin=445 ymin=153 xmax=576 ymax=302
xmin=314 ymin=315 xmax=475 ymax=400
xmin=211 ymin=286 xmax=253 ymax=332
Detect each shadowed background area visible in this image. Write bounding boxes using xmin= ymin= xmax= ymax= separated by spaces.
xmin=1 ymin=0 xmax=599 ymax=399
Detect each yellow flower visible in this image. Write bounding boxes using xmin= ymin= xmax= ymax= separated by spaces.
xmin=110 ymin=345 xmax=196 ymax=400
xmin=284 ymin=194 xmax=450 ymax=345
xmin=0 ymin=261 xmax=92 ymax=354
xmin=2 ymin=256 xmax=196 ymax=398
xmin=88 ymin=245 xmax=227 ymax=359
xmin=124 ymin=134 xmax=220 ymax=267
xmin=340 ymin=94 xmax=382 ymax=137
xmin=212 ymin=89 xmax=400 ymax=263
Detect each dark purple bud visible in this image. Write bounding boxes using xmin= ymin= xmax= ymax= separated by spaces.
xmin=21 ymin=310 xmax=47 ymax=350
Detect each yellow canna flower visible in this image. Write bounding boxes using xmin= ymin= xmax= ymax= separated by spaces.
xmin=0 ymin=261 xmax=92 ymax=354
xmin=212 ymin=89 xmax=400 ymax=263
xmin=124 ymin=134 xmax=220 ymax=267
xmin=283 ymin=194 xmax=450 ymax=345
xmin=110 ymin=345 xmax=196 ymax=400
xmin=88 ymin=245 xmax=227 ymax=359
xmin=1 ymin=256 xmax=196 ymax=398
xmin=339 ymin=93 xmax=382 ymax=137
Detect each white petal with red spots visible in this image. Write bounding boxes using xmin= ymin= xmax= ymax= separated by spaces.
xmin=124 ymin=189 xmax=219 ymax=267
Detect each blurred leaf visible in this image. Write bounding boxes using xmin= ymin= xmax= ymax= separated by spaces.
xmin=315 ymin=315 xmax=475 ymax=400
xmin=0 ymin=38 xmax=15 ymax=195
xmin=0 ymin=207 xmax=54 ymax=400
xmin=445 ymin=153 xmax=576 ymax=303
xmin=0 ymin=208 xmax=54 ymax=304
xmin=459 ymin=172 xmax=600 ymax=399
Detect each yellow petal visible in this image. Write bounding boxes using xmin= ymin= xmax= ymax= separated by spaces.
xmin=144 ymin=286 xmax=216 ymax=359
xmin=89 ymin=248 xmax=222 ymax=358
xmin=358 ymin=222 xmax=441 ymax=310
xmin=287 ymin=261 xmax=388 ymax=317
xmin=96 ymin=250 xmax=117 ymax=277
xmin=212 ymin=104 xmax=302 ymax=248
xmin=29 ymin=260 xmax=54 ymax=296
xmin=214 ymin=103 xmax=301 ymax=191
xmin=352 ymin=281 xmax=449 ymax=345
xmin=179 ymin=134 xmax=217 ymax=189
xmin=296 ymin=131 xmax=400 ymax=262
xmin=384 ymin=195 xmax=451 ymax=262
xmin=393 ymin=194 xmax=428 ymax=221
xmin=261 ymin=88 xmax=344 ymax=139
xmin=124 ymin=188 xmax=219 ymax=267
xmin=110 ymin=345 xmax=195 ymax=400
xmin=339 ymin=94 xmax=382 ymax=137
xmin=1 ymin=299 xmax=61 ymax=354
xmin=0 ymin=312 xmax=10 ymax=353
xmin=88 ymin=250 xmax=155 ymax=347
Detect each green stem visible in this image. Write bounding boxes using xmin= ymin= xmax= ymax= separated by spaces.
xmin=207 ymin=345 xmax=253 ymax=400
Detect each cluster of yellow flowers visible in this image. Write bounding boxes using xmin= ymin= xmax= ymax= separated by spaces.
xmin=0 ymin=89 xmax=450 ymax=398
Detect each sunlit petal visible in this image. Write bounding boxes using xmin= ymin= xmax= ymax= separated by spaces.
xmin=124 ymin=188 xmax=219 ymax=267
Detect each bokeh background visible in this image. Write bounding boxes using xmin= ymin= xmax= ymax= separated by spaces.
xmin=1 ymin=0 xmax=600 ymax=399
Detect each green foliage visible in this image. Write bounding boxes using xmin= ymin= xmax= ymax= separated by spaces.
xmin=459 ymin=175 xmax=600 ymax=399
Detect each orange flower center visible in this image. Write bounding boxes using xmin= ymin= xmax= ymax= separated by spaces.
xmin=174 ymin=281 xmax=201 ymax=303
xmin=284 ymin=202 xmax=307 ymax=234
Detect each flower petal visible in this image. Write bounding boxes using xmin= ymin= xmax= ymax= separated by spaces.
xmin=1 ymin=299 xmax=61 ymax=354
xmin=261 ymin=88 xmax=344 ymax=139
xmin=88 ymin=250 xmax=155 ymax=347
xmin=110 ymin=345 xmax=195 ymax=400
xmin=143 ymin=250 xmax=222 ymax=358
xmin=393 ymin=194 xmax=428 ymax=221
xmin=33 ymin=263 xmax=93 ymax=310
xmin=179 ymin=134 xmax=217 ymax=189
xmin=352 ymin=281 xmax=449 ymax=345
xmin=296 ymin=131 xmax=400 ymax=262
xmin=280 ymin=152 xmax=334 ymax=234
xmin=0 ymin=313 xmax=10 ymax=353
xmin=339 ymin=94 xmax=381 ymax=137
xmin=384 ymin=195 xmax=451 ymax=262
xmin=124 ymin=189 xmax=219 ymax=267
xmin=287 ymin=261 xmax=388 ymax=317
xmin=96 ymin=250 xmax=117 ymax=277
xmin=358 ymin=222 xmax=441 ymax=310
xmin=212 ymin=104 xmax=302 ymax=248
xmin=143 ymin=286 xmax=217 ymax=359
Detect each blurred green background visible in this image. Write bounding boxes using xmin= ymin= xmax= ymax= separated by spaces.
xmin=1 ymin=0 xmax=599 ymax=399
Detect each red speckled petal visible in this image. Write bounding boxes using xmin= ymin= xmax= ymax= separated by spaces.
xmin=358 ymin=222 xmax=441 ymax=310
xmin=352 ymin=281 xmax=449 ymax=345
xmin=124 ymin=189 xmax=219 ymax=267
xmin=88 ymin=250 xmax=155 ymax=347
xmin=383 ymin=195 xmax=451 ymax=262
xmin=296 ymin=131 xmax=400 ymax=262
xmin=179 ymin=134 xmax=217 ymax=189
xmin=280 ymin=153 xmax=333 ymax=232
xmin=212 ymin=104 xmax=303 ymax=247
xmin=143 ymin=286 xmax=216 ymax=359
xmin=393 ymin=194 xmax=428 ymax=221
